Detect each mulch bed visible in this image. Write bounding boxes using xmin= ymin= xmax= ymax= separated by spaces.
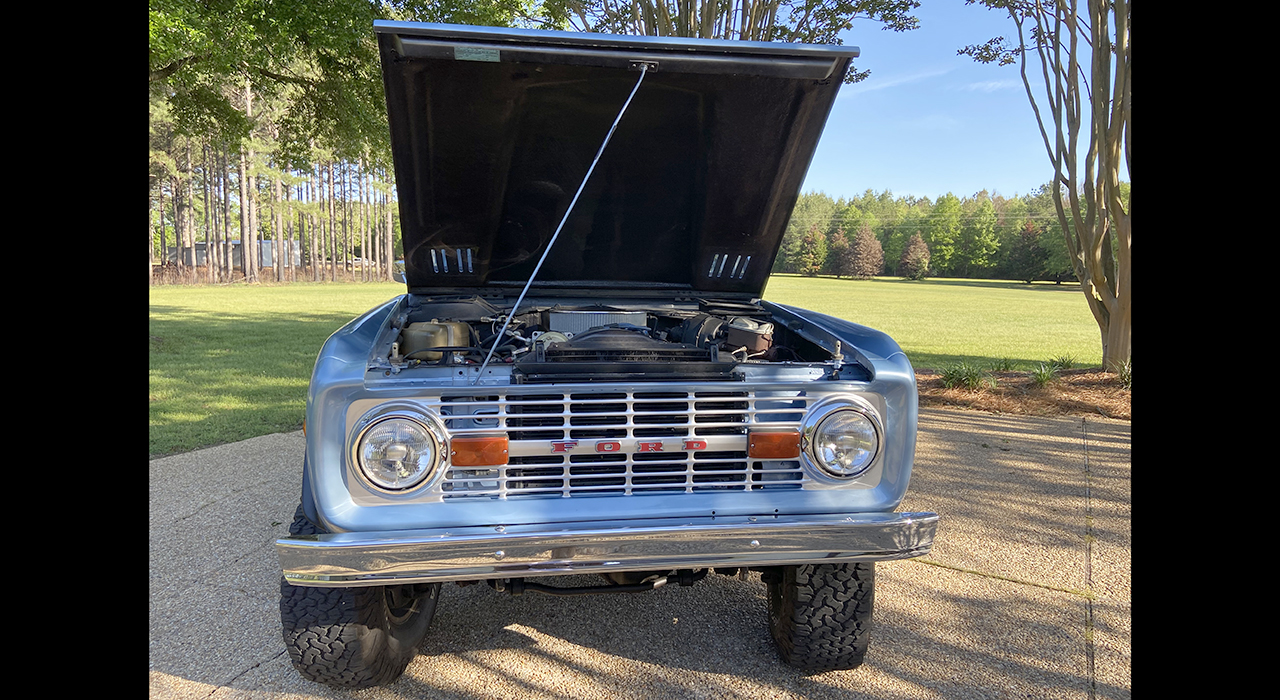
xmin=915 ymin=368 xmax=1130 ymax=420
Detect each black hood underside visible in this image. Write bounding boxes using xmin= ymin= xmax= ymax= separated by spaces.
xmin=376 ymin=22 xmax=856 ymax=297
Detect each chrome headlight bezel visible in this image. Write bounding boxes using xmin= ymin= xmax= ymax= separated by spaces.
xmin=799 ymin=395 xmax=883 ymax=481
xmin=348 ymin=405 xmax=448 ymax=494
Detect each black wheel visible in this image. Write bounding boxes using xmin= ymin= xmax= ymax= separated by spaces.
xmin=279 ymin=505 xmax=441 ymax=689
xmin=767 ymin=562 xmax=875 ymax=672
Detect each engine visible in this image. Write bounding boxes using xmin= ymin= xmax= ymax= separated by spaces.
xmin=384 ymin=298 xmax=836 ymax=382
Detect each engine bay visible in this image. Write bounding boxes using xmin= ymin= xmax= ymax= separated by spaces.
xmin=375 ymin=295 xmax=853 ymax=383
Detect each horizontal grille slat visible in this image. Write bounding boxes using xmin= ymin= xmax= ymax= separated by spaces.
xmin=430 ymin=387 xmax=814 ymax=499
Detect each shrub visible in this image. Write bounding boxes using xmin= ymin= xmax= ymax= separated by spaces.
xmin=1031 ymin=363 xmax=1059 ymax=387
xmin=1117 ymin=359 xmax=1131 ymax=390
xmin=941 ymin=362 xmax=996 ymax=390
xmin=989 ymin=358 xmax=1016 ymax=372
xmin=1049 ymin=354 xmax=1076 ymax=370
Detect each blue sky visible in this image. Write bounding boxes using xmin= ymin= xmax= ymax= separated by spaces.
xmin=801 ymin=2 xmax=1103 ymax=201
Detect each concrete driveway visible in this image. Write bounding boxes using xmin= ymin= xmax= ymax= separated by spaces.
xmin=149 ymin=407 xmax=1130 ymax=699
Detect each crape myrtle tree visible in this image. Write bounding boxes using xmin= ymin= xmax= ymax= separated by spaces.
xmin=960 ymin=0 xmax=1130 ymax=370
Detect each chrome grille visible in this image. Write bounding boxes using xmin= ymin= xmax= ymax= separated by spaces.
xmin=428 ymin=389 xmax=812 ymax=499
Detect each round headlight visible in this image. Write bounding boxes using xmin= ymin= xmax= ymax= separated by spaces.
xmin=810 ymin=409 xmax=879 ymax=478
xmin=355 ymin=417 xmax=439 ymax=491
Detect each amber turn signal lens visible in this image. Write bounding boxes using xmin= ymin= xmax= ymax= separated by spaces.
xmin=747 ymin=430 xmax=801 ymax=459
xmin=450 ymin=436 xmax=509 ymax=466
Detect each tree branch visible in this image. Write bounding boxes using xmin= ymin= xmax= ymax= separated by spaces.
xmin=252 ymin=66 xmax=316 ymax=88
xmin=150 ymin=52 xmax=207 ymax=83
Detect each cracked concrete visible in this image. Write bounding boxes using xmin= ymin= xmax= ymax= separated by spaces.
xmin=149 ymin=408 xmax=1130 ymax=699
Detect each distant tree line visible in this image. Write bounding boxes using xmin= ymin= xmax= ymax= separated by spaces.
xmin=150 ymin=89 xmax=402 ymax=285
xmin=772 ymin=185 xmax=1129 ymax=283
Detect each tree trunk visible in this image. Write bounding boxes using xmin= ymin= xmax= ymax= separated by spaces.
xmin=328 ymin=161 xmax=337 ymax=282
xmin=172 ymin=174 xmax=182 ymax=272
xmin=343 ymin=161 xmax=352 ymax=278
xmin=361 ymin=160 xmax=369 ymax=282
xmin=185 ymin=138 xmax=197 ymax=279
xmin=149 ymin=191 xmax=156 ymax=285
xmin=158 ymin=180 xmax=167 ymax=274
xmin=243 ymin=80 xmax=259 ymax=283
xmin=979 ymin=0 xmax=1130 ymax=372
xmin=175 ymin=141 xmax=192 ymax=276
xmin=221 ymin=143 xmax=233 ymax=281
xmin=272 ymin=164 xmax=282 ymax=282
xmin=291 ymin=176 xmax=298 ymax=282
xmin=215 ymin=143 xmax=226 ymax=283
xmin=203 ymin=139 xmax=213 ymax=283
xmin=284 ymin=177 xmax=291 ymax=282
xmin=238 ymin=146 xmax=250 ymax=280
xmin=310 ymin=166 xmax=320 ymax=282
xmin=210 ymin=142 xmax=222 ymax=283
xmin=385 ymin=185 xmax=394 ymax=281
xmin=341 ymin=161 xmax=348 ymax=278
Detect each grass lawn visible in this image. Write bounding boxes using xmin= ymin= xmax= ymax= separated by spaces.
xmin=150 ymin=276 xmax=1103 ymax=457
xmin=149 ymin=283 xmax=406 ymax=457
xmin=762 ymin=274 xmax=1101 ymax=371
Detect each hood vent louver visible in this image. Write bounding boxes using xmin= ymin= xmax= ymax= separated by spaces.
xmin=708 ymin=253 xmax=751 ymax=280
xmin=428 ymin=247 xmax=477 ymax=274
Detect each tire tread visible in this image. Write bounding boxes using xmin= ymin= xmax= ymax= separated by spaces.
xmin=768 ymin=562 xmax=875 ymax=672
xmin=279 ymin=504 xmax=433 ymax=689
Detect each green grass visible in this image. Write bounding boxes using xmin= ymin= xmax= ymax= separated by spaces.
xmin=150 ymin=275 xmax=1104 ymax=457
xmin=761 ymin=275 xmax=1101 ymax=371
xmin=149 ymin=283 xmax=406 ymax=457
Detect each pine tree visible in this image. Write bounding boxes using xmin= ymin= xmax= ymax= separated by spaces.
xmin=827 ymin=228 xmax=853 ymax=278
xmin=899 ymin=232 xmax=930 ymax=280
xmin=795 ymin=224 xmax=828 ymax=277
xmin=1007 ymin=220 xmax=1050 ymax=283
xmin=850 ymin=224 xmax=884 ymax=279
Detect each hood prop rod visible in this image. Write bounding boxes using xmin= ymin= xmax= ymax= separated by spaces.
xmin=472 ymin=64 xmax=650 ymax=385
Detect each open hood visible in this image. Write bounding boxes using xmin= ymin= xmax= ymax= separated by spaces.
xmin=375 ymin=21 xmax=856 ymax=298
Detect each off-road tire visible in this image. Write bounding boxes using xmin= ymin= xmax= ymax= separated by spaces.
xmin=279 ymin=505 xmax=441 ymax=689
xmin=767 ymin=562 xmax=875 ymax=672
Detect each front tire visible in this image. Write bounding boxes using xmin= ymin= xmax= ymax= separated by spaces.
xmin=279 ymin=505 xmax=441 ymax=689
xmin=767 ymin=562 xmax=875 ymax=672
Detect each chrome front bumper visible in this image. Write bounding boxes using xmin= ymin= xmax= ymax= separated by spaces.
xmin=277 ymin=511 xmax=938 ymax=587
